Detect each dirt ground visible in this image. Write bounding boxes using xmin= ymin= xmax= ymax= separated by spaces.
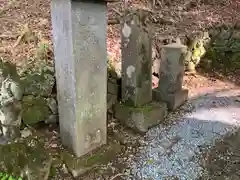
xmin=0 ymin=0 xmax=240 ymax=179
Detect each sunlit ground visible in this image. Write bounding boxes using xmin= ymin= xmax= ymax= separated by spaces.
xmin=126 ymin=89 xmax=240 ymax=179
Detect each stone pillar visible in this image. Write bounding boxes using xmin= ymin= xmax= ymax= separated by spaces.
xmin=121 ymin=11 xmax=152 ymax=106
xmin=51 ymin=0 xmax=107 ymax=157
xmin=114 ymin=10 xmax=167 ymax=134
xmin=153 ymin=42 xmax=189 ymax=110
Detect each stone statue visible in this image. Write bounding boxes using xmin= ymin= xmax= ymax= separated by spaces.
xmin=0 ymin=61 xmax=23 ymax=140
xmin=185 ymin=32 xmax=210 ymax=73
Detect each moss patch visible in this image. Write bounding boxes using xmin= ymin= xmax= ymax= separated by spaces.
xmin=0 ymin=138 xmax=52 ymax=180
xmin=118 ymin=101 xmax=154 ymax=112
xmin=61 ymin=142 xmax=123 ymax=177
xmin=22 ymin=95 xmax=51 ymax=125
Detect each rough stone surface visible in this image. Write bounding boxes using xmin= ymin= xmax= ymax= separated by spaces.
xmin=159 ymin=43 xmax=187 ymax=93
xmin=0 ymin=60 xmax=24 ymax=140
xmin=51 ymin=0 xmax=107 ymax=157
xmin=153 ymin=88 xmax=189 ymax=110
xmin=155 ymin=42 xmax=188 ymax=110
xmin=21 ymin=64 xmax=55 ymax=97
xmin=22 ymin=95 xmax=51 ymax=125
xmin=14 ymin=57 xmax=58 ymax=126
xmin=126 ymin=88 xmax=240 ymax=180
xmin=204 ymin=27 xmax=240 ymax=71
xmin=114 ymin=101 xmax=168 ymax=134
xmin=121 ymin=10 xmax=152 ymax=107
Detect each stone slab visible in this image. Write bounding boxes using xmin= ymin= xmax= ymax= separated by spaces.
xmin=153 ymin=88 xmax=189 ymax=110
xmin=121 ymin=11 xmax=152 ymax=107
xmin=61 ymin=142 xmax=124 ymax=178
xmin=51 ymin=0 xmax=107 ymax=157
xmin=114 ymin=101 xmax=168 ymax=134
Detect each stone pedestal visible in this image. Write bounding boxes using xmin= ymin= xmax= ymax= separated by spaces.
xmin=153 ymin=43 xmax=189 ymax=110
xmin=51 ymin=0 xmax=107 ymax=157
xmin=153 ymin=88 xmax=188 ymax=111
xmin=114 ymin=10 xmax=167 ymax=133
xmin=114 ymin=102 xmax=167 ymax=134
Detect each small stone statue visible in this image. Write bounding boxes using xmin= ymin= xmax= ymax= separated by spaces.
xmin=0 ymin=61 xmax=23 ymax=140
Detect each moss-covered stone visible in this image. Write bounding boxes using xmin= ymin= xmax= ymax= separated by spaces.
xmin=21 ymin=72 xmax=54 ymax=97
xmin=204 ymin=26 xmax=240 ymax=71
xmin=0 ymin=138 xmax=52 ymax=180
xmin=20 ymin=60 xmax=55 ymax=97
xmin=22 ymin=95 xmax=51 ymax=125
xmin=114 ymin=101 xmax=167 ymax=134
xmin=61 ymin=142 xmax=123 ymax=177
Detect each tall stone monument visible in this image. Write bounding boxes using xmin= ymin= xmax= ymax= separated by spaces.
xmin=114 ymin=10 xmax=167 ymax=134
xmin=51 ymin=0 xmax=107 ymax=157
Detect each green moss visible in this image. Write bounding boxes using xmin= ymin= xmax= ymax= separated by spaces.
xmin=22 ymin=95 xmax=50 ymax=125
xmin=119 ymin=101 xmax=153 ymax=112
xmin=21 ymin=71 xmax=55 ymax=96
xmin=61 ymin=143 xmax=123 ymax=171
xmin=48 ymin=166 xmax=56 ymax=178
xmin=0 ymin=138 xmax=51 ymax=179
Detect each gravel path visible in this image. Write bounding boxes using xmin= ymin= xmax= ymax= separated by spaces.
xmin=127 ymin=88 xmax=240 ymax=180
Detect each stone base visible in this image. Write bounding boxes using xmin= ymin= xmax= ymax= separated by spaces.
xmin=114 ymin=101 xmax=167 ymax=134
xmin=62 ymin=142 xmax=123 ymax=178
xmin=153 ymin=88 xmax=189 ymax=111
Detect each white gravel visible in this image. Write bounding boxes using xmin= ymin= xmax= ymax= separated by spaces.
xmin=127 ymin=89 xmax=240 ymax=180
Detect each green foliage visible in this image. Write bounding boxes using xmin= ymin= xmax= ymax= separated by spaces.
xmin=204 ymin=27 xmax=240 ymax=71
xmin=0 ymin=172 xmax=23 ymax=180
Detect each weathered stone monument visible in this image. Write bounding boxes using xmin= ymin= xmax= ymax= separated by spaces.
xmin=153 ymin=42 xmax=189 ymax=110
xmin=114 ymin=10 xmax=167 ymax=134
xmin=51 ymin=0 xmax=107 ymax=157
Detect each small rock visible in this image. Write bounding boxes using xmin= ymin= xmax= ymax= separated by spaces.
xmin=45 ymin=114 xmax=58 ymax=124
xmin=46 ymin=98 xmax=58 ymax=114
xmin=0 ymin=136 xmax=7 ymax=145
xmin=21 ymin=128 xmax=32 ymax=138
xmin=51 ymin=143 xmax=58 ymax=148
xmin=62 ymin=164 xmax=68 ymax=174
